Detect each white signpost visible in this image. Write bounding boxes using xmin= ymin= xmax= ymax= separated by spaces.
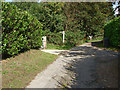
xmin=60 ymin=31 xmax=65 ymax=43
xmin=89 ymin=36 xmax=92 ymax=40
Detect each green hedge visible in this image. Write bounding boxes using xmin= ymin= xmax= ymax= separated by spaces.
xmin=2 ymin=3 xmax=43 ymax=56
xmin=46 ymin=31 xmax=85 ymax=47
xmin=47 ymin=32 xmax=63 ymax=45
xmin=65 ymin=31 xmax=85 ymax=46
xmin=104 ymin=16 xmax=120 ymax=47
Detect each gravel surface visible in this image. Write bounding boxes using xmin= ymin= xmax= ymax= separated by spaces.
xmin=26 ymin=42 xmax=119 ymax=88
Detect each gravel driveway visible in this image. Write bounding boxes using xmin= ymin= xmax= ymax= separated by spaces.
xmin=26 ymin=42 xmax=119 ymax=88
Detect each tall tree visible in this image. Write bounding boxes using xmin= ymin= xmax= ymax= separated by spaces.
xmin=11 ymin=2 xmax=113 ymax=42
xmin=12 ymin=2 xmax=65 ymax=35
xmin=63 ymin=2 xmax=113 ymax=39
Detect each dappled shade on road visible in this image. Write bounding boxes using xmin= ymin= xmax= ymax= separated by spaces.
xmin=60 ymin=43 xmax=119 ymax=88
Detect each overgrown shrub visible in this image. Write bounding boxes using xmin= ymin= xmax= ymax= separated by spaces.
xmin=104 ymin=17 xmax=120 ymax=47
xmin=47 ymin=32 xmax=63 ymax=45
xmin=46 ymin=30 xmax=85 ymax=47
xmin=2 ymin=2 xmax=43 ymax=56
xmin=65 ymin=31 xmax=85 ymax=46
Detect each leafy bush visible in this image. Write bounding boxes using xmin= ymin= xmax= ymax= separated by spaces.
xmin=65 ymin=31 xmax=85 ymax=46
xmin=2 ymin=2 xmax=43 ymax=56
xmin=46 ymin=30 xmax=85 ymax=47
xmin=47 ymin=32 xmax=63 ymax=45
xmin=104 ymin=17 xmax=120 ymax=47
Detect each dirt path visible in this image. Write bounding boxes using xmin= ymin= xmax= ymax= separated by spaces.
xmin=26 ymin=42 xmax=119 ymax=88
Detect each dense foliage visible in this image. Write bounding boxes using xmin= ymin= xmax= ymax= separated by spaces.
xmin=104 ymin=16 xmax=120 ymax=47
xmin=0 ymin=2 xmax=2 ymax=55
xmin=12 ymin=2 xmax=66 ymax=45
xmin=11 ymin=2 xmax=112 ymax=47
xmin=63 ymin=2 xmax=113 ymax=39
xmin=65 ymin=31 xmax=85 ymax=46
xmin=2 ymin=2 xmax=114 ymax=57
xmin=47 ymin=32 xmax=63 ymax=45
xmin=12 ymin=2 xmax=65 ymax=34
xmin=63 ymin=2 xmax=112 ymax=46
xmin=2 ymin=2 xmax=43 ymax=56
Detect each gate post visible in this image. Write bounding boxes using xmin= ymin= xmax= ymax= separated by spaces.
xmin=42 ymin=36 xmax=47 ymax=49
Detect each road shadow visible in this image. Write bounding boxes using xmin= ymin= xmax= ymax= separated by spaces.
xmin=91 ymin=41 xmax=103 ymax=47
xmin=61 ymin=43 xmax=119 ymax=88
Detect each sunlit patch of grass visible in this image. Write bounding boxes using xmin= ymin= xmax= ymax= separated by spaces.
xmin=87 ymin=38 xmax=103 ymax=43
xmin=2 ymin=49 xmax=58 ymax=88
xmin=47 ymin=43 xmax=73 ymax=50
xmin=47 ymin=38 xmax=103 ymax=50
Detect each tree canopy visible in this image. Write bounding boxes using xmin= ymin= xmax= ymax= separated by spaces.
xmin=10 ymin=2 xmax=113 ymax=46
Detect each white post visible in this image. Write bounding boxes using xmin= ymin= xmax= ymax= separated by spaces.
xmin=42 ymin=36 xmax=47 ymax=49
xmin=63 ymin=31 xmax=65 ymax=43
xmin=89 ymin=36 xmax=92 ymax=40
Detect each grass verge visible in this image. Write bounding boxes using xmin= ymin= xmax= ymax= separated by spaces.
xmin=47 ymin=43 xmax=73 ymax=50
xmin=95 ymin=42 xmax=120 ymax=53
xmin=2 ymin=49 xmax=58 ymax=88
xmin=87 ymin=38 xmax=103 ymax=43
xmin=47 ymin=38 xmax=102 ymax=50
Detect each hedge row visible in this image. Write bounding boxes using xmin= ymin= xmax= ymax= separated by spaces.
xmin=47 ymin=30 xmax=85 ymax=47
xmin=47 ymin=32 xmax=63 ymax=45
xmin=65 ymin=31 xmax=85 ymax=46
xmin=2 ymin=3 xmax=43 ymax=56
xmin=104 ymin=16 xmax=120 ymax=47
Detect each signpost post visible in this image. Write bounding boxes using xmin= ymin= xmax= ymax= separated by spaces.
xmin=60 ymin=31 xmax=65 ymax=43
xmin=63 ymin=31 xmax=65 ymax=43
